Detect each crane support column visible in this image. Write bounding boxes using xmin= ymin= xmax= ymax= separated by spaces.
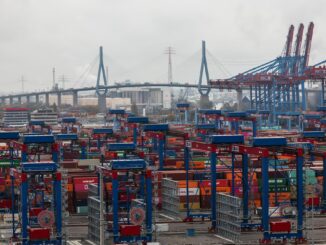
xmin=133 ymin=126 xmax=137 ymax=146
xmin=185 ymin=145 xmax=190 ymax=218
xmin=158 ymin=136 xmax=164 ymax=170
xmin=242 ymin=153 xmax=249 ymax=224
xmin=210 ymin=146 xmax=217 ymax=230
xmin=231 ymin=152 xmax=235 ymax=196
xmin=21 ymin=173 xmax=28 ymax=245
xmin=261 ymin=155 xmax=270 ymax=242
xmin=146 ymin=170 xmax=152 ymax=241
xmin=296 ymin=149 xmax=304 ymax=239
xmin=112 ymin=171 xmax=119 ymax=243
xmin=55 ymin=172 xmax=62 ymax=243
xmin=323 ymin=157 xmax=326 ymax=211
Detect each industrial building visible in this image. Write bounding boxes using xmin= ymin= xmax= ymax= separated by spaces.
xmin=2 ymin=107 xmax=29 ymax=127
xmin=30 ymin=108 xmax=58 ymax=125
xmin=111 ymin=87 xmax=164 ymax=114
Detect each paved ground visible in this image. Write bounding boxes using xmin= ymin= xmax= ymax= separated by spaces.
xmin=66 ymin=213 xmax=326 ymax=244
xmin=1 ymin=213 xmax=326 ymax=244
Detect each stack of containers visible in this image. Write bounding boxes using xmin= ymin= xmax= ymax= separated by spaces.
xmin=151 ymin=172 xmax=162 ymax=209
xmin=226 ymin=172 xmax=260 ymax=207
xmin=73 ymin=176 xmax=98 ymax=214
xmin=199 ymin=179 xmax=231 ymax=209
xmin=0 ymin=176 xmax=12 ymax=210
xmin=175 ymin=160 xmax=206 ymax=169
xmin=162 ymin=178 xmax=200 ymax=213
xmin=289 ymin=169 xmax=319 ymax=207
xmin=226 ymin=172 xmax=242 ymax=198
xmin=66 ymin=178 xmax=74 ymax=213
xmin=258 ymin=175 xmax=290 ymax=207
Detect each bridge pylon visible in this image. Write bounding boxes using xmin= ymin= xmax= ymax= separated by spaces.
xmin=198 ymin=41 xmax=212 ymax=109
xmin=96 ymin=46 xmax=109 ymax=113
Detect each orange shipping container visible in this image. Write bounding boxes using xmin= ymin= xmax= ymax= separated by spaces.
xmin=66 ymin=184 xmax=73 ymax=192
xmin=200 ymin=186 xmax=231 ymax=196
xmin=105 ymin=183 xmax=112 ymax=191
xmin=225 ymin=172 xmax=257 ymax=181
xmin=250 ymin=199 xmax=261 ymax=207
xmin=191 ymin=161 xmax=205 ymax=169
xmin=178 ymin=180 xmax=198 ymax=188
xmin=176 ymin=161 xmax=184 ymax=168
xmin=225 ymin=172 xmax=241 ymax=181
xmin=269 ymin=192 xmax=291 ymax=200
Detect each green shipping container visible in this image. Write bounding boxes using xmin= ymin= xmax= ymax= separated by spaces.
xmin=288 ymin=169 xmax=315 ymax=178
xmin=289 ymin=177 xmax=317 ymax=185
xmin=76 ymin=206 xmax=88 ymax=214
xmin=258 ymin=178 xmax=288 ymax=187
xmin=259 ymin=186 xmax=290 ymax=193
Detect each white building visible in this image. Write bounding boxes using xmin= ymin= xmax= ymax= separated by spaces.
xmin=3 ymin=108 xmax=29 ymax=127
xmin=112 ymin=87 xmax=164 ymax=113
xmin=31 ymin=108 xmax=58 ymax=125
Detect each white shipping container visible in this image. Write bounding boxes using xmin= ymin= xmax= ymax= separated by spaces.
xmin=178 ymin=188 xmax=199 ymax=196
xmin=154 ymin=223 xmax=169 ymax=232
xmin=269 ymin=207 xmax=282 ymax=217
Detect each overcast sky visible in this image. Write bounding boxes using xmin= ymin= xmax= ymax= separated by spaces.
xmin=0 ymin=0 xmax=325 ymax=94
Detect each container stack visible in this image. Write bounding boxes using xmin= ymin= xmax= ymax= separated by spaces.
xmin=73 ymin=177 xmax=98 ymax=214
xmin=199 ymin=179 xmax=231 ymax=209
xmin=88 ymin=195 xmax=101 ymax=244
xmin=162 ymin=178 xmax=200 ymax=213
xmin=217 ymin=193 xmax=242 ymax=243
xmin=258 ymin=178 xmax=290 ymax=207
xmin=289 ymin=169 xmax=320 ymax=207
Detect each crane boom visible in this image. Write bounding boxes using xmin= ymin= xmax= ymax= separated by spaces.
xmin=294 ymin=24 xmax=304 ymax=56
xmin=303 ymin=22 xmax=314 ymax=69
xmin=292 ymin=23 xmax=304 ymax=75
xmin=285 ymin=25 xmax=295 ymax=56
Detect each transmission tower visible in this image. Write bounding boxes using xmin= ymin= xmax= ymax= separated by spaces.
xmin=58 ymin=75 xmax=68 ymax=89
xmin=165 ymin=47 xmax=175 ymax=108
xmin=21 ymin=76 xmax=25 ymax=92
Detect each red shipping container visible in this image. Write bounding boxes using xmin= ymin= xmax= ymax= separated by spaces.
xmin=73 ymin=177 xmax=98 ymax=185
xmin=234 ymin=187 xmax=243 ymax=196
xmin=29 ymin=228 xmax=50 ymax=240
xmin=120 ymin=225 xmax=141 ymax=236
xmin=73 ymin=177 xmax=98 ymax=192
xmin=306 ymin=197 xmax=320 ymax=207
xmin=0 ymin=199 xmax=12 ymax=209
xmin=29 ymin=208 xmax=43 ymax=217
xmin=200 ymin=195 xmax=211 ymax=209
xmin=74 ymin=184 xmax=91 ymax=192
xmin=119 ymin=193 xmax=136 ymax=202
xmin=270 ymin=221 xmax=291 ymax=233
xmin=199 ymin=179 xmax=229 ymax=188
